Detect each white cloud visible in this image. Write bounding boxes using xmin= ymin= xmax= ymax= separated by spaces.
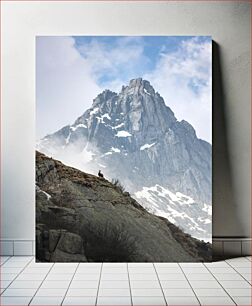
xmin=36 ymin=36 xmax=101 ymax=139
xmin=77 ymin=36 xmax=148 ymax=91
xmin=144 ymin=37 xmax=212 ymax=143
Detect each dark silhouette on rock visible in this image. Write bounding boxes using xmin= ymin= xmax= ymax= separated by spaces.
xmin=98 ymin=170 xmax=104 ymax=178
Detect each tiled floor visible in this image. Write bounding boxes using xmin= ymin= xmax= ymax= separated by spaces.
xmin=0 ymin=256 xmax=251 ymax=305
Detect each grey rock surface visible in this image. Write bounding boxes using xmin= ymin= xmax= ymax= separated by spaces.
xmin=50 ymin=249 xmax=87 ymax=262
xmin=36 ymin=151 xmax=211 ymax=262
xmin=57 ymin=231 xmax=84 ymax=254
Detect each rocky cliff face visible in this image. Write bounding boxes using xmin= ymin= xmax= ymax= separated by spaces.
xmin=37 ymin=78 xmax=212 ymax=240
xmin=36 ymin=151 xmax=211 ymax=262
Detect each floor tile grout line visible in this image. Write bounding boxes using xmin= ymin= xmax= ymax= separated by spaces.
xmin=0 ymin=256 xmax=8 ymax=300
xmin=95 ymin=262 xmax=103 ymax=306
xmin=0 ymin=255 xmax=12 ymax=266
xmin=203 ymin=262 xmax=238 ymax=305
xmin=244 ymin=257 xmax=251 ymax=262
xmin=61 ymin=262 xmax=80 ymax=306
xmin=28 ymin=261 xmax=55 ymax=305
xmin=0 ymin=256 xmax=34 ymax=296
xmin=153 ymin=263 xmax=169 ymax=306
xmin=225 ymin=258 xmax=251 ymax=264
xmin=126 ymin=263 xmax=133 ymax=306
xmin=0 ymin=255 xmax=12 ymax=294
xmin=177 ymin=263 xmax=201 ymax=306
xmin=225 ymin=260 xmax=252 ymax=286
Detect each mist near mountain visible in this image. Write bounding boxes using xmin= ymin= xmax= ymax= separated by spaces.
xmin=37 ymin=78 xmax=212 ymax=241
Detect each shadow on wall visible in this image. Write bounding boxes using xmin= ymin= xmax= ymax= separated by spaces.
xmin=212 ymin=41 xmax=244 ymax=238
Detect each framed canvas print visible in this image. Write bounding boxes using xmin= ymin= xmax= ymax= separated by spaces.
xmin=36 ymin=36 xmax=212 ymax=262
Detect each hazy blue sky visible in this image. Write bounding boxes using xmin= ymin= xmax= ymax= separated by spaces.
xmin=36 ymin=36 xmax=212 ymax=142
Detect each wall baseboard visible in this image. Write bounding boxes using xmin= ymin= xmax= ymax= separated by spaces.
xmin=0 ymin=238 xmax=251 ymax=257
xmin=0 ymin=240 xmax=35 ymax=256
xmin=212 ymin=237 xmax=251 ymax=258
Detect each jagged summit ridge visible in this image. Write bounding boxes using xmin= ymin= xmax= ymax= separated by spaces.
xmin=92 ymin=78 xmax=161 ymax=108
xmin=121 ymin=78 xmax=156 ymax=96
xmin=37 ymin=78 xmax=212 ymax=240
xmin=85 ymin=78 xmax=176 ymax=135
xmin=92 ymin=89 xmax=117 ymax=106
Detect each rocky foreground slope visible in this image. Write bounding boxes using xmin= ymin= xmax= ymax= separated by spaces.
xmin=36 ymin=151 xmax=211 ymax=262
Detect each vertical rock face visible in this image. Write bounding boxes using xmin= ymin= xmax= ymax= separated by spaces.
xmin=37 ymin=78 xmax=212 ymax=240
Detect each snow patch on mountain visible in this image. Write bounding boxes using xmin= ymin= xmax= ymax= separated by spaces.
xmin=96 ymin=113 xmax=112 ymax=124
xmin=112 ymin=123 xmax=124 ymax=129
xmin=202 ymin=203 xmax=212 ymax=215
xmin=115 ymin=131 xmax=132 ymax=137
xmin=70 ymin=123 xmax=87 ymax=131
xmin=144 ymin=88 xmax=151 ymax=96
xmin=111 ymin=147 xmax=121 ymax=153
xmin=66 ymin=133 xmax=71 ymax=144
xmin=102 ymin=113 xmax=111 ymax=120
xmin=90 ymin=107 xmax=99 ymax=116
xmin=140 ymin=143 xmax=156 ymax=151
xmin=134 ymin=184 xmax=211 ymax=241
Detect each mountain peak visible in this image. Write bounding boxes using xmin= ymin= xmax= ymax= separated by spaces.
xmin=121 ymin=78 xmax=155 ymax=96
xmin=129 ymin=77 xmax=144 ymax=87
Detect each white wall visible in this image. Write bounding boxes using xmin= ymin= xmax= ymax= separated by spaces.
xmin=1 ymin=1 xmax=250 ymax=240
